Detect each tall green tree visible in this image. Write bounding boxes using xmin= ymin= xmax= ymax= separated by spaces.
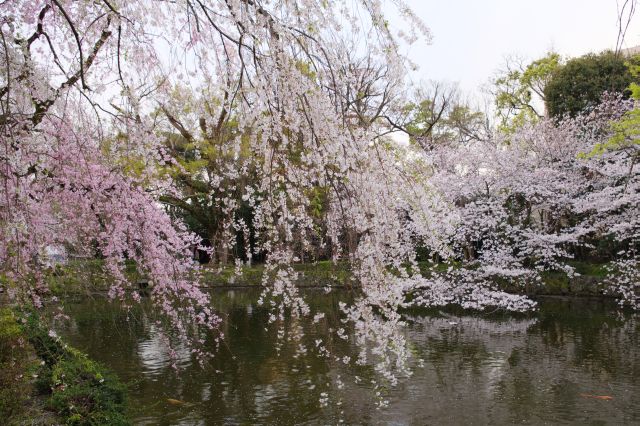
xmin=590 ymin=60 xmax=640 ymax=163
xmin=158 ymin=91 xmax=257 ymax=265
xmin=544 ymin=50 xmax=639 ymax=118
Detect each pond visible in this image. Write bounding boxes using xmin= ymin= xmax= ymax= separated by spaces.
xmin=55 ymin=289 xmax=640 ymax=425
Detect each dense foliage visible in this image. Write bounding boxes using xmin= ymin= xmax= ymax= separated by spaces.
xmin=545 ymin=50 xmax=639 ymax=118
xmin=0 ymin=309 xmax=128 ymax=425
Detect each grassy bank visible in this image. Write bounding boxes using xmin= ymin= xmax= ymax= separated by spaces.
xmin=0 ymin=308 xmax=128 ymax=425
xmin=43 ymin=258 xmax=617 ymax=298
xmin=45 ymin=259 xmax=142 ymax=297
xmin=201 ymin=260 xmax=353 ymax=287
xmin=206 ymin=260 xmax=615 ymax=297
xmin=46 ymin=259 xmax=353 ymax=295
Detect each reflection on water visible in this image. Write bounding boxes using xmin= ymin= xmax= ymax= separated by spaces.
xmin=137 ymin=325 xmax=192 ymax=377
xmin=56 ymin=291 xmax=640 ymax=425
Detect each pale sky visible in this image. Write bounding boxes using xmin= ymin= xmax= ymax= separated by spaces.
xmin=394 ymin=0 xmax=640 ymax=96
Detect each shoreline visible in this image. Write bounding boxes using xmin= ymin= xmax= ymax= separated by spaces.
xmin=34 ymin=258 xmax=622 ymax=300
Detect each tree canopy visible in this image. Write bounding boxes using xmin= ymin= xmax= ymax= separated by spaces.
xmin=545 ymin=50 xmax=640 ymax=118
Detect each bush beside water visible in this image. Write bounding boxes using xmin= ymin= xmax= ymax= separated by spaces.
xmin=0 ymin=307 xmax=129 ymax=425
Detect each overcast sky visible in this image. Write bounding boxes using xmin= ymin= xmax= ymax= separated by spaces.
xmin=392 ymin=0 xmax=640 ymax=97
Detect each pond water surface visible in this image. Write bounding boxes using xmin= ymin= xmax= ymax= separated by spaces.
xmin=56 ymin=290 xmax=640 ymax=425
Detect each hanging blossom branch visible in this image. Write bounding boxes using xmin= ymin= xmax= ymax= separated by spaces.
xmin=4 ymin=1 xmax=637 ymax=394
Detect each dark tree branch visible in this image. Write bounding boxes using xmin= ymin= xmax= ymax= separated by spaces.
xmin=51 ymin=0 xmax=88 ymax=90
